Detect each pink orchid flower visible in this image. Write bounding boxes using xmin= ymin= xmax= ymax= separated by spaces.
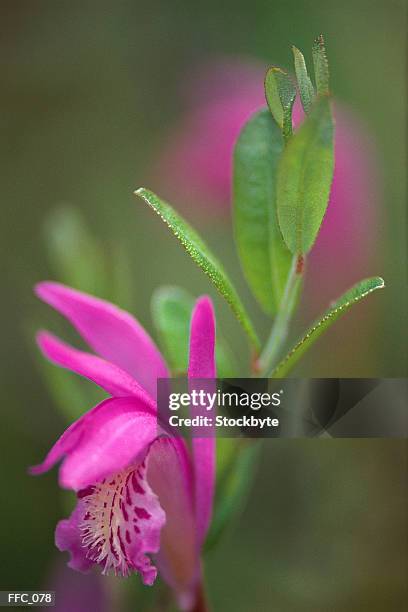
xmin=30 ymin=282 xmax=216 ymax=611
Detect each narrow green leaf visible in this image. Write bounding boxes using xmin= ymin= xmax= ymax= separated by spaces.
xmin=264 ymin=67 xmax=296 ymax=141
xmin=205 ymin=441 xmax=261 ymax=551
xmin=292 ymin=46 xmax=315 ymax=114
xmin=272 ymin=277 xmax=385 ymax=378
xmin=151 ymin=286 xmax=193 ymax=374
xmin=44 ymin=206 xmax=107 ymax=297
xmin=135 ymin=188 xmax=260 ymax=350
xmin=312 ymin=34 xmax=330 ymax=95
xmin=233 ymin=109 xmax=292 ymax=316
xmin=151 ymin=285 xmax=238 ymax=377
xmin=110 ymin=243 xmax=135 ymax=312
xmin=215 ymin=341 xmax=239 ymax=378
xmin=277 ymin=96 xmax=334 ymax=256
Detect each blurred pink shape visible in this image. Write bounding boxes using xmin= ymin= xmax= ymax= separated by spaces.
xmin=155 ymin=59 xmax=265 ymax=212
xmin=48 ymin=561 xmax=108 ymax=612
xmin=155 ymin=58 xmax=380 ymax=303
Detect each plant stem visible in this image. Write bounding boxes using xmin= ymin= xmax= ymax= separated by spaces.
xmin=191 ymin=581 xmax=209 ymax=612
xmin=258 ymin=254 xmax=303 ymax=375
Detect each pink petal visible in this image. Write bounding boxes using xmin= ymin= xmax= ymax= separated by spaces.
xmin=188 ymin=297 xmax=216 ymax=546
xmin=30 ymin=414 xmax=89 ymax=477
xmin=55 ymin=501 xmax=94 ymax=573
xmin=30 ymin=397 xmax=157 ymax=491
xmin=57 ymin=458 xmax=166 ymax=585
xmin=35 ymin=282 xmax=168 ymax=399
xmin=188 ymin=297 xmax=216 ymax=379
xmin=79 ymin=458 xmax=165 ymax=584
xmin=147 ymin=437 xmax=198 ymax=608
xmin=37 ymin=330 xmax=155 ymax=410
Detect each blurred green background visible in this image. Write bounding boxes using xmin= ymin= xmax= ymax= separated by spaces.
xmin=1 ymin=1 xmax=407 ymax=610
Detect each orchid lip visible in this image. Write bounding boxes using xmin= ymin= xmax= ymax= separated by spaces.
xmin=77 ymin=460 xmax=165 ymax=585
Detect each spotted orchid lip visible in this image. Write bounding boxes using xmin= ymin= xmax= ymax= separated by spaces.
xmin=78 ymin=461 xmax=165 ymax=585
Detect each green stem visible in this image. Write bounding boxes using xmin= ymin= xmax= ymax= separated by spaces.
xmin=258 ymin=254 xmax=303 ymax=375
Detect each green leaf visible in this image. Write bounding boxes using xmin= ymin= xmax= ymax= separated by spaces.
xmin=233 ymin=109 xmax=292 ymax=316
xmin=151 ymin=286 xmax=193 ymax=374
xmin=205 ymin=441 xmax=262 ymax=551
xmin=44 ymin=206 xmax=107 ymax=297
xmin=271 ymin=277 xmax=385 ymax=378
xmin=264 ymin=67 xmax=296 ymax=141
xmin=110 ymin=243 xmax=135 ymax=312
xmin=215 ymin=340 xmax=239 ymax=378
xmin=277 ymin=96 xmax=334 ymax=256
xmin=292 ymin=46 xmax=315 ymax=114
xmin=151 ymin=285 xmax=238 ymax=377
xmin=135 ymin=188 xmax=260 ymax=350
xmin=312 ymin=34 xmax=330 ymax=95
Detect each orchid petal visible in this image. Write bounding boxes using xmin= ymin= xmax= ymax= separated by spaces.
xmin=188 ymin=296 xmax=216 ymax=546
xmin=55 ymin=501 xmax=94 ymax=573
xmin=30 ymin=397 xmax=157 ymax=491
xmin=57 ymin=458 xmax=166 ymax=585
xmin=147 ymin=437 xmax=198 ymax=609
xmin=30 ymin=415 xmax=88 ymax=477
xmin=79 ymin=458 xmax=165 ymax=584
xmin=37 ymin=331 xmax=155 ymax=410
xmin=35 ymin=282 xmax=168 ymax=399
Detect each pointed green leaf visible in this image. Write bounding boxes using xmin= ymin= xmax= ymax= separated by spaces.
xmin=44 ymin=206 xmax=107 ymax=297
xmin=110 ymin=243 xmax=135 ymax=311
xmin=264 ymin=67 xmax=296 ymax=141
xmin=151 ymin=286 xmax=192 ymax=374
xmin=277 ymin=96 xmax=334 ymax=256
xmin=272 ymin=277 xmax=385 ymax=378
xmin=136 ymin=188 xmax=260 ymax=350
xmin=205 ymin=441 xmax=261 ymax=551
xmin=233 ymin=109 xmax=292 ymax=316
xmin=312 ymin=34 xmax=330 ymax=95
xmin=292 ymin=46 xmax=315 ymax=114
xmin=151 ymin=285 xmax=238 ymax=377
